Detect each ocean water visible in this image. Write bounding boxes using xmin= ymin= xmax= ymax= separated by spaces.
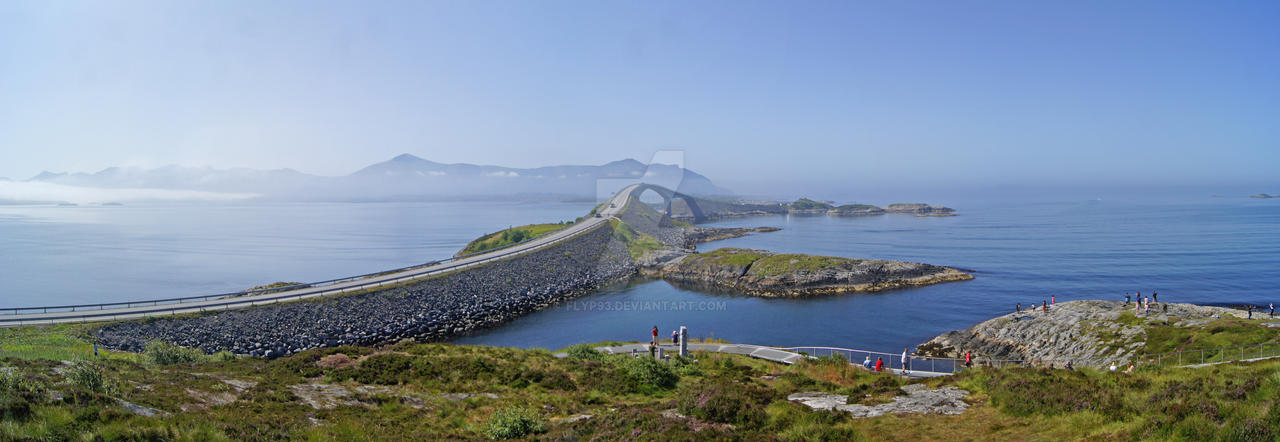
xmin=3 ymin=197 xmax=1278 ymax=353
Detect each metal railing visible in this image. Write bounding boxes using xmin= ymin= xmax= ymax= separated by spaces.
xmin=779 ymin=346 xmax=1128 ymax=374
xmin=1140 ymin=342 xmax=1280 ymax=367
xmin=0 ymin=218 xmax=606 ymax=327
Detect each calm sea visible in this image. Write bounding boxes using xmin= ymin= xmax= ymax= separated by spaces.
xmin=2 ymin=197 xmax=1277 ymax=352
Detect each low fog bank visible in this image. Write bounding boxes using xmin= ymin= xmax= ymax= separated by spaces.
xmin=0 ymin=181 xmax=259 ymax=205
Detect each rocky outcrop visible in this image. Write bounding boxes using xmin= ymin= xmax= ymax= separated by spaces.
xmin=640 ymin=248 xmax=972 ymax=297
xmin=885 ymin=203 xmax=955 ymax=215
xmin=96 ymin=223 xmax=635 ymax=357
xmin=917 ymin=300 xmax=1250 ymax=368
xmin=787 ymin=384 xmax=969 ymax=418
xmin=682 ymin=227 xmax=780 ymax=246
xmin=1250 ymin=193 xmax=1277 ymax=199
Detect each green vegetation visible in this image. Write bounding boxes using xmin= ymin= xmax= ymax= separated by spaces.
xmin=457 ymin=223 xmax=569 ymax=256
xmin=483 ymin=406 xmax=546 ymax=439
xmin=750 ymin=253 xmax=853 ymax=277
xmin=0 ymin=324 xmax=140 ymax=362
xmin=789 ymin=198 xmax=834 ymax=211
xmin=608 ymin=219 xmax=664 ymax=260
xmin=6 ymin=322 xmax=1280 ymax=439
xmin=698 ymin=247 xmax=768 ymax=268
xmin=1144 ymin=317 xmax=1280 ymax=355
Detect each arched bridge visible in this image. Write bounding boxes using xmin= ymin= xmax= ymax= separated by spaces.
xmin=624 ymin=183 xmax=706 ymax=221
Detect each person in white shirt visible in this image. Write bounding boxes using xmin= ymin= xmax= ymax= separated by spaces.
xmin=901 ymin=349 xmax=910 ymax=374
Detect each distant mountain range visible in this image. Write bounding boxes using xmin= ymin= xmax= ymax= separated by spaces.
xmin=17 ymin=154 xmax=732 ymax=202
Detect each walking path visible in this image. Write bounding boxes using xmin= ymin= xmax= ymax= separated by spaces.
xmin=554 ymin=342 xmax=951 ymax=378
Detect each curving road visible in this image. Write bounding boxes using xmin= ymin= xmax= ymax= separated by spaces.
xmin=0 ymin=184 xmax=642 ymax=327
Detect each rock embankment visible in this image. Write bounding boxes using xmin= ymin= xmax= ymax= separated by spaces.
xmin=640 ymin=248 xmax=972 ymax=297
xmin=917 ymin=300 xmax=1250 ymax=368
xmin=96 ymin=223 xmax=634 ymax=358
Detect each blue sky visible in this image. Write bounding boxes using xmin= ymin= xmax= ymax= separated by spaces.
xmin=1 ymin=1 xmax=1277 ymax=196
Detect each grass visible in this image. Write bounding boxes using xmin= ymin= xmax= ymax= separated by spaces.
xmin=698 ymin=248 xmax=769 ymax=268
xmin=1144 ymin=317 xmax=1280 ymax=356
xmin=457 ymin=223 xmax=569 ymax=256
xmin=0 ymin=324 xmax=140 ymax=362
xmin=749 ymin=253 xmax=856 ymax=277
xmin=6 ymin=321 xmax=1280 ymax=440
xmin=608 ymin=219 xmax=664 ymax=260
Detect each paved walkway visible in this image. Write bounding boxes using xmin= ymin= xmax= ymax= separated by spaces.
xmin=554 ymin=343 xmax=951 ymax=378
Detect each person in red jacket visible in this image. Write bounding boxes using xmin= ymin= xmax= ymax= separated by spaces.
xmin=651 ymin=325 xmax=658 ymax=344
xmin=875 ymin=357 xmax=884 ymax=372
xmin=964 ymin=351 xmax=973 ymax=368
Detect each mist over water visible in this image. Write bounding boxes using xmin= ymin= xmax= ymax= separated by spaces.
xmin=2 ymin=195 xmax=1277 ymax=352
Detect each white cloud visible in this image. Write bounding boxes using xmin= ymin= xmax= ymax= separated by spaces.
xmin=485 ymin=171 xmax=519 ymax=178
xmin=0 ymin=181 xmax=259 ymax=204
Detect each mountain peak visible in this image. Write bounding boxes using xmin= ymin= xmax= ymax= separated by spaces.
xmin=29 ymin=171 xmax=66 ymax=181
xmin=391 ymin=153 xmax=426 ymax=163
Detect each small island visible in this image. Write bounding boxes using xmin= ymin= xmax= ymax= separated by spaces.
xmin=640 ymin=247 xmax=972 ymax=297
xmin=1250 ymin=193 xmax=1277 ymax=199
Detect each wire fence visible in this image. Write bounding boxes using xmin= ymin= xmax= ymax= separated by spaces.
xmin=781 ymin=342 xmax=1280 ymax=375
xmin=1139 ymin=342 xmax=1280 ymax=367
xmin=0 ymin=219 xmax=605 ymax=327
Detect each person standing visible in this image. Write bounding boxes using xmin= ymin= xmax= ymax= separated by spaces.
xmin=1043 ymin=300 xmax=1048 ymax=313
xmin=964 ymin=351 xmax=973 ymax=368
xmin=671 ymin=329 xmax=679 ymax=345
xmin=1016 ymin=303 xmax=1021 ymax=312
xmin=1144 ymin=303 xmax=1150 ymax=316
xmin=1247 ymin=305 xmax=1253 ymax=319
xmin=1051 ymin=295 xmax=1056 ymax=305
xmin=1153 ymin=291 xmax=1158 ymax=303
xmin=1125 ymin=293 xmax=1130 ymax=305
xmin=901 ymin=349 xmax=910 ymax=374
xmin=651 ymin=325 xmax=659 ymax=344
xmin=1269 ymin=303 xmax=1275 ymax=318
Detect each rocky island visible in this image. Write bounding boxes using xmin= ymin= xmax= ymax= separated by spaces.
xmin=640 ymin=247 xmax=972 ymax=297
xmin=1250 ymin=193 xmax=1278 ymax=199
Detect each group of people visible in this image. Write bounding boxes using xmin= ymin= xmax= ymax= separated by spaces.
xmin=859 ymin=348 xmax=916 ymax=374
xmin=1015 ymin=296 xmax=1058 ymax=314
xmin=1243 ymin=303 xmax=1275 ymax=319
xmin=1124 ymin=291 xmax=1163 ymax=316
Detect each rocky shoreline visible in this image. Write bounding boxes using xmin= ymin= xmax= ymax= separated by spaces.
xmin=916 ymin=300 xmax=1253 ymax=368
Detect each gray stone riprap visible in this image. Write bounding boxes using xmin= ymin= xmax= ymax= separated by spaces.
xmin=918 ymin=300 xmax=1251 ymax=368
xmin=787 ymin=384 xmax=970 ymax=418
xmin=96 ymin=223 xmax=634 ymax=357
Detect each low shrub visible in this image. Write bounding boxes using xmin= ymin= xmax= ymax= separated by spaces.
xmin=613 ymin=356 xmax=678 ymax=394
xmin=979 ymin=368 xmax=1125 ymax=418
xmin=143 ymin=340 xmax=205 ymax=365
xmin=66 ymin=360 xmax=113 ymax=395
xmin=483 ymin=406 xmax=546 ymax=440
xmin=676 ymin=379 xmax=776 ymax=427
xmin=564 ymin=344 xmax=604 ymax=361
